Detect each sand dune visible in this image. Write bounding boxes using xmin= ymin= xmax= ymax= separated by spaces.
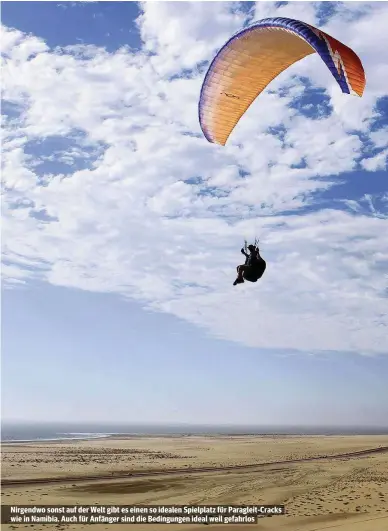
xmin=2 ymin=435 xmax=388 ymax=531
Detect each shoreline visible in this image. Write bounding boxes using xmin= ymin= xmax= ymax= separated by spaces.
xmin=3 ymin=431 xmax=388 ymax=445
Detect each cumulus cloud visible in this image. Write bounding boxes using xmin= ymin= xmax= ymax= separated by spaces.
xmin=1 ymin=1 xmax=388 ymax=354
xmin=361 ymin=149 xmax=388 ymax=171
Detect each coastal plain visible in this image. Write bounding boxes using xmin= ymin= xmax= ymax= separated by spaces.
xmin=2 ymin=435 xmax=388 ymax=531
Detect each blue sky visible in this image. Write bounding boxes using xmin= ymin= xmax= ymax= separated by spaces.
xmin=1 ymin=1 xmax=387 ymax=425
xmin=1 ymin=1 xmax=142 ymax=51
xmin=3 ymin=281 xmax=388 ymax=425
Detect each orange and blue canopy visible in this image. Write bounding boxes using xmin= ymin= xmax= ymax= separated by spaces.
xmin=199 ymin=17 xmax=366 ymax=146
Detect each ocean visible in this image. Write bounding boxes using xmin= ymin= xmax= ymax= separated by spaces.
xmin=2 ymin=422 xmax=388 ymax=442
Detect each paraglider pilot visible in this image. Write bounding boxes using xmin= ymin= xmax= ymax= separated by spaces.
xmin=233 ymin=244 xmax=266 ymax=286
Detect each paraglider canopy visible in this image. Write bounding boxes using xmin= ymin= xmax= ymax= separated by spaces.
xmin=199 ymin=17 xmax=366 ymax=146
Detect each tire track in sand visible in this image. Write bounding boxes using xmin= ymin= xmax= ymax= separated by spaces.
xmin=2 ymin=445 xmax=387 ymax=488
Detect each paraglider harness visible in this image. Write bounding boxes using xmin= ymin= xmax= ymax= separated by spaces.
xmin=241 ymin=239 xmax=266 ymax=282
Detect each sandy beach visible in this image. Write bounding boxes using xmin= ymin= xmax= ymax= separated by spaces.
xmin=2 ymin=435 xmax=388 ymax=531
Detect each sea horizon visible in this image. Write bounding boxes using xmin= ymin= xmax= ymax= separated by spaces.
xmin=2 ymin=421 xmax=388 ymax=442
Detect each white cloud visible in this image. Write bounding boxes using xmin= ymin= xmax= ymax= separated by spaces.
xmin=369 ymin=128 xmax=388 ymax=150
xmin=361 ymin=149 xmax=388 ymax=171
xmin=137 ymin=1 xmax=247 ymax=76
xmin=1 ymin=2 xmax=388 ymax=355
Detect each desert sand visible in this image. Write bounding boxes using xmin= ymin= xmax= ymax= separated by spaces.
xmin=2 ymin=435 xmax=388 ymax=531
